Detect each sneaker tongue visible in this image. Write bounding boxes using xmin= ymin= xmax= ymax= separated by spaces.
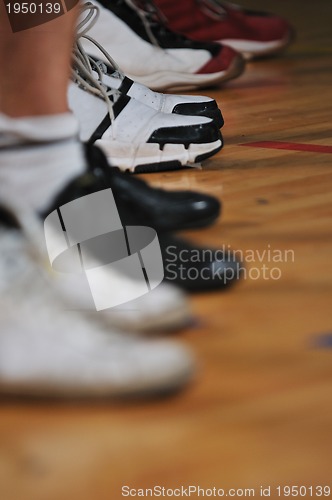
xmin=93 ymin=59 xmax=109 ymax=76
xmin=90 ymin=68 xmax=122 ymax=104
xmin=72 ymin=44 xmax=122 ymax=115
xmin=90 ymin=56 xmax=123 ymax=81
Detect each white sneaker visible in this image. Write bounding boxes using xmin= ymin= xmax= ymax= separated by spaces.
xmin=0 ymin=208 xmax=195 ymax=399
xmin=69 ymin=83 xmax=222 ymax=172
xmin=4 ymin=196 xmax=192 ymax=334
xmin=80 ymin=0 xmax=244 ymax=91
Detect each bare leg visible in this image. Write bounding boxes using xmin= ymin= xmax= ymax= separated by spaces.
xmin=0 ymin=3 xmax=85 ymax=211
xmin=0 ymin=3 xmax=79 ymax=116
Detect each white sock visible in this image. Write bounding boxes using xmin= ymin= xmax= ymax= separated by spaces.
xmin=0 ymin=113 xmax=86 ymax=212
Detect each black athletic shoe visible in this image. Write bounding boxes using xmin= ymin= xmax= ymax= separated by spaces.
xmin=159 ymin=233 xmax=242 ymax=291
xmin=43 ymin=144 xmax=221 ymax=230
xmin=43 ymin=145 xmax=241 ymax=292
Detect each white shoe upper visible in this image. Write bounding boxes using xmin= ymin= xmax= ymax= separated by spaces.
xmin=68 ymin=82 xmax=211 ymax=144
xmin=104 ymin=70 xmax=216 ymax=114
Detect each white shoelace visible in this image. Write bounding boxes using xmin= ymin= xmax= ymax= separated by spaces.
xmin=124 ymin=0 xmax=164 ymax=47
xmin=197 ymin=0 xmax=243 ymax=19
xmin=197 ymin=0 xmax=227 ymax=20
xmin=72 ymin=2 xmax=126 ymax=126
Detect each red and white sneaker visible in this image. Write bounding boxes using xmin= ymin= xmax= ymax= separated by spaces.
xmin=82 ymin=0 xmax=245 ymax=91
xmin=154 ymin=0 xmax=294 ymax=60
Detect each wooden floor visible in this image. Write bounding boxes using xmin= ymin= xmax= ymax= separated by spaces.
xmin=1 ymin=1 xmax=332 ymax=498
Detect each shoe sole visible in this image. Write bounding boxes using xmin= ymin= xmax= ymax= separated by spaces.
xmin=110 ymin=303 xmax=193 ymax=334
xmin=96 ymin=138 xmax=223 ymax=173
xmin=0 ymin=365 xmax=195 ymax=401
xmin=127 ymin=54 xmax=245 ymax=91
xmin=221 ymin=30 xmax=295 ymax=60
xmin=98 ymin=296 xmax=193 ymax=334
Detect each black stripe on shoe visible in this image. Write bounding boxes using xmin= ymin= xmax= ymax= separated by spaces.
xmin=172 ymin=102 xmax=224 ymax=129
xmin=88 ymin=93 xmax=131 ymax=143
xmin=147 ymin=121 xmax=221 ymax=147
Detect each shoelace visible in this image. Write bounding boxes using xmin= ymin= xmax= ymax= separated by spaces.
xmin=197 ymin=0 xmax=241 ymax=20
xmin=197 ymin=0 xmax=227 ymax=20
xmin=72 ymin=2 xmax=125 ymax=128
xmin=124 ymin=0 xmax=165 ymax=46
xmin=124 ymin=0 xmax=194 ymax=47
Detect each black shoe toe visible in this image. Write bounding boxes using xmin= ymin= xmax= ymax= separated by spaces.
xmin=159 ymin=234 xmax=243 ymax=291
